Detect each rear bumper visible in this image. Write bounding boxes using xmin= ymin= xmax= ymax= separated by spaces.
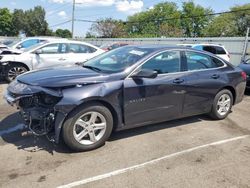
xmin=234 ymin=81 xmax=246 ymax=105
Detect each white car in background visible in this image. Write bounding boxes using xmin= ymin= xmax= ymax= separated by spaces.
xmin=178 ymin=43 xmax=230 ymax=62
xmin=0 ymin=40 xmax=105 ymax=82
xmin=0 ymin=37 xmax=66 ymax=55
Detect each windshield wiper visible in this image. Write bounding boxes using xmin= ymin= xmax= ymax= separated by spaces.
xmin=82 ymin=65 xmax=102 ymax=72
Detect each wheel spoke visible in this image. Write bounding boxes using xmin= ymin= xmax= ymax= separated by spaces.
xmin=93 ymin=122 xmax=106 ymax=130
xmin=89 ymin=112 xmax=97 ymax=124
xmin=76 ymin=119 xmax=87 ymax=128
xmin=224 ymin=99 xmax=230 ymax=106
xmin=89 ymin=131 xmax=97 ymax=142
xmin=217 ymin=101 xmax=224 ymax=106
xmin=76 ymin=130 xmax=88 ymax=141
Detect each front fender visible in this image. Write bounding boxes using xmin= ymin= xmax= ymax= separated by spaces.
xmin=54 ymin=80 xmax=124 ymax=143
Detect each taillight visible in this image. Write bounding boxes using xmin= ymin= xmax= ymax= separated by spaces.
xmin=241 ymin=71 xmax=247 ymax=80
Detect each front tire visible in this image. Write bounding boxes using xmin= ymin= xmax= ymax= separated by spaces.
xmin=209 ymin=89 xmax=233 ymax=120
xmin=5 ymin=63 xmax=28 ymax=82
xmin=62 ymin=103 xmax=113 ymax=152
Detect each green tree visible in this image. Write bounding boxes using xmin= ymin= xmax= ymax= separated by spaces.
xmin=89 ymin=18 xmax=127 ymax=38
xmin=202 ymin=14 xmax=238 ymax=37
xmin=231 ymin=4 xmax=250 ymax=36
xmin=12 ymin=9 xmax=26 ymax=35
xmin=159 ymin=23 xmax=183 ymax=37
xmin=25 ymin=6 xmax=48 ymax=36
xmin=181 ymin=1 xmax=213 ymax=37
xmin=126 ymin=2 xmax=181 ymax=37
xmin=11 ymin=6 xmax=50 ymax=36
xmin=0 ymin=8 xmax=15 ymax=36
xmin=55 ymin=29 xmax=72 ymax=38
xmin=203 ymin=3 xmax=250 ymax=37
xmin=85 ymin=31 xmax=96 ymax=38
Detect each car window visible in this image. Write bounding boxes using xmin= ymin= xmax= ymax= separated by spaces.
xmin=215 ymin=46 xmax=226 ymax=54
xmin=69 ymin=43 xmax=97 ymax=53
xmin=193 ymin=45 xmax=203 ymax=50
xmin=20 ymin=39 xmax=39 ymax=48
xmin=186 ymin=51 xmax=224 ymax=71
xmin=84 ymin=46 xmax=152 ymax=73
xmin=39 ymin=43 xmax=68 ymax=54
xmin=203 ymin=46 xmax=216 ymax=54
xmin=141 ymin=51 xmax=181 ymax=74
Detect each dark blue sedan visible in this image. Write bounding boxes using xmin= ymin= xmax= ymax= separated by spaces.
xmin=239 ymin=59 xmax=250 ymax=89
xmin=5 ymin=45 xmax=247 ymax=151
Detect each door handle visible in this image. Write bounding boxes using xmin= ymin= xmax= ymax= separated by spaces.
xmin=58 ymin=58 xmax=66 ymax=61
xmin=173 ymin=78 xmax=184 ymax=84
xmin=211 ymin=74 xmax=220 ymax=79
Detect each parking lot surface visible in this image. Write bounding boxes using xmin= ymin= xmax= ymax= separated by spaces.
xmin=0 ymin=82 xmax=250 ymax=188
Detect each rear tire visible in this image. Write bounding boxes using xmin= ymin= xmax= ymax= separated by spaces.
xmin=209 ymin=89 xmax=233 ymax=120
xmin=62 ymin=103 xmax=113 ymax=152
xmin=5 ymin=63 xmax=28 ymax=82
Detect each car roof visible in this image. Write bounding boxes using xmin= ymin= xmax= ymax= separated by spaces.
xmin=126 ymin=44 xmax=189 ymax=51
xmin=192 ymin=43 xmax=224 ymax=47
xmin=178 ymin=43 xmax=225 ymax=47
xmin=20 ymin=37 xmax=68 ymax=41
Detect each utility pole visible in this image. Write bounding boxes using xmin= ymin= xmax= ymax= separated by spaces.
xmin=241 ymin=27 xmax=249 ymax=63
xmin=71 ymin=0 xmax=75 ymax=39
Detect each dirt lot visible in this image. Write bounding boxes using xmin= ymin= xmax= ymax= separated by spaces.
xmin=0 ymin=82 xmax=250 ymax=188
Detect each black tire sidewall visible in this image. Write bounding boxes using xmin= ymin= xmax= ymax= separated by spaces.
xmin=211 ymin=89 xmax=233 ymax=120
xmin=62 ymin=104 xmax=113 ymax=152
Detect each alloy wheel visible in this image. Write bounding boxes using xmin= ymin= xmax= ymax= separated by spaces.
xmin=216 ymin=94 xmax=231 ymax=116
xmin=73 ymin=111 xmax=107 ymax=145
xmin=8 ymin=66 xmax=27 ymax=81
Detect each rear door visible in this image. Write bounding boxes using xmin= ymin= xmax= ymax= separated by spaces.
xmin=68 ymin=43 xmax=100 ymax=64
xmin=182 ymin=51 xmax=227 ymax=116
xmin=123 ymin=50 xmax=187 ymax=126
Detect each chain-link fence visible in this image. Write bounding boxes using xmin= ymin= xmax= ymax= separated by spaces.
xmin=1 ymin=36 xmax=249 ymax=65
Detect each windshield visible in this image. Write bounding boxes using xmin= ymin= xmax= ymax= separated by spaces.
xmin=84 ymin=46 xmax=152 ymax=73
xmin=23 ymin=42 xmax=48 ymax=52
xmin=7 ymin=39 xmax=22 ymax=47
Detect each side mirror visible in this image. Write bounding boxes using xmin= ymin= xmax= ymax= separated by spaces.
xmin=35 ymin=49 xmax=42 ymax=55
xmin=16 ymin=44 xmax=22 ymax=49
xmin=131 ymin=69 xmax=158 ymax=79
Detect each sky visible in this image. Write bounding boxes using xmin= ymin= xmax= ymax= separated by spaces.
xmin=1 ymin=0 xmax=249 ymax=37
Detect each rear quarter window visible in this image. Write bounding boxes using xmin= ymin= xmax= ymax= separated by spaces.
xmin=203 ymin=46 xmax=216 ymax=54
xmin=212 ymin=57 xmax=225 ymax=67
xmin=203 ymin=45 xmax=226 ymax=55
xmin=215 ymin=46 xmax=226 ymax=54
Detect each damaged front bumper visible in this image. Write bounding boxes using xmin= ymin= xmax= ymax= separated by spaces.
xmin=4 ymin=80 xmax=64 ymax=142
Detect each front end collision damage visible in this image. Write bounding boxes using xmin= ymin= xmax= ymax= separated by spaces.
xmin=5 ymin=80 xmax=124 ymax=143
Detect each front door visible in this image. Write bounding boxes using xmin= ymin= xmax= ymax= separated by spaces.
xmin=123 ymin=50 xmax=187 ymax=127
xmin=32 ymin=43 xmax=68 ymax=69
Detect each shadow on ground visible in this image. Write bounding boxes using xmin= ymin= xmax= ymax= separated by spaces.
xmin=0 ymin=111 xmax=210 ymax=154
xmin=0 ymin=78 xmax=7 ymax=85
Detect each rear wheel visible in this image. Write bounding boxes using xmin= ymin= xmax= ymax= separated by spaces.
xmin=209 ymin=89 xmax=233 ymax=120
xmin=62 ymin=103 xmax=113 ymax=151
xmin=5 ymin=64 xmax=28 ymax=82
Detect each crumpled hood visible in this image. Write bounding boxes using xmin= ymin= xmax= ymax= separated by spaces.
xmin=17 ymin=66 xmax=109 ymax=87
xmin=0 ymin=48 xmax=22 ymax=55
